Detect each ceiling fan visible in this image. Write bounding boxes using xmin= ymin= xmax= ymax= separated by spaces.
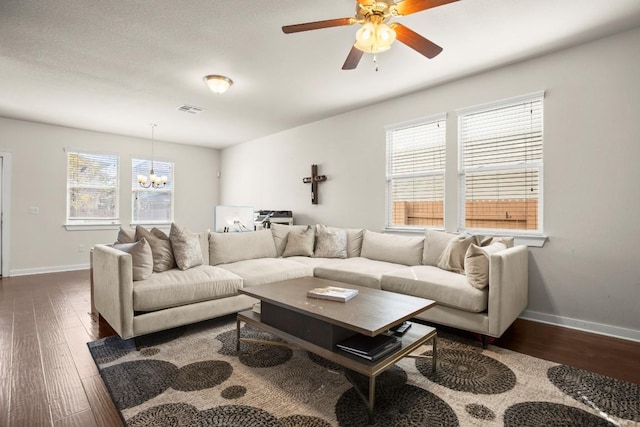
xmin=282 ymin=0 xmax=459 ymax=70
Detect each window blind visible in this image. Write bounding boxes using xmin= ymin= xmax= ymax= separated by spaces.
xmin=131 ymin=158 xmax=174 ymax=223
xmin=386 ymin=115 xmax=446 ymax=228
xmin=66 ymin=150 xmax=119 ymax=222
xmin=458 ymin=94 xmax=543 ymax=232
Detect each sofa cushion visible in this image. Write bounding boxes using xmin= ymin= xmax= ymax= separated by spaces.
xmin=135 ymin=226 xmax=176 ymax=272
xmin=132 ymin=265 xmax=243 ymax=311
xmin=381 ymin=266 xmax=488 ymax=313
xmin=422 ymin=230 xmax=457 ymax=266
xmin=360 ymin=230 xmax=424 ymax=266
xmin=270 ymin=224 xmax=310 ymax=257
xmin=113 ymin=238 xmax=153 ymax=281
xmin=282 ymin=226 xmax=315 ymax=257
xmin=464 ymin=242 xmax=507 ymax=289
xmin=437 ymin=234 xmax=476 ymax=274
xmin=169 ymin=223 xmax=203 ymax=270
xmin=209 ymin=230 xmax=277 ymax=265
xmin=218 ymin=258 xmax=313 ymax=287
xmin=314 ymin=225 xmax=347 ymax=259
xmin=286 ymin=256 xmax=337 ymax=269
xmin=314 ymin=257 xmax=407 ymax=289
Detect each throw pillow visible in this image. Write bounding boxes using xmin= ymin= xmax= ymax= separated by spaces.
xmin=282 ymin=226 xmax=315 ymax=257
xmin=270 ymin=224 xmax=309 ymax=257
xmin=481 ymin=236 xmax=515 ymax=248
xmin=422 ymin=230 xmax=458 ymax=266
xmin=169 ymin=223 xmax=203 ymax=270
xmin=464 ymin=241 xmax=508 ymax=289
xmin=135 ymin=226 xmax=176 ymax=272
xmin=315 ymin=225 xmax=364 ymax=258
xmin=116 ymin=227 xmax=136 ymax=244
xmin=437 ymin=234 xmax=476 ymax=274
xmin=314 ymin=225 xmax=347 ymax=258
xmin=113 ymin=238 xmax=153 ymax=281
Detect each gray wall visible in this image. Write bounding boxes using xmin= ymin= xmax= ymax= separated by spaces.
xmin=220 ymin=27 xmax=640 ymax=340
xmin=0 ymin=118 xmax=220 ymax=275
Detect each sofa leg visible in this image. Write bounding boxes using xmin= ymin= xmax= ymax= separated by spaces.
xmin=481 ymin=335 xmax=489 ymax=349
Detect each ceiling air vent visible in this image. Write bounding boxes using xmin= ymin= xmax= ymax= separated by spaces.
xmin=177 ymin=104 xmax=205 ymax=114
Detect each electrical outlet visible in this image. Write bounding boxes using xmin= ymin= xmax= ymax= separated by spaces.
xmin=78 ymin=245 xmax=85 ymax=252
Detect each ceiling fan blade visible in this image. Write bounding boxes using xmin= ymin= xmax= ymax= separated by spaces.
xmin=342 ymin=46 xmax=364 ymax=70
xmin=392 ymin=23 xmax=443 ymax=58
xmin=282 ymin=17 xmax=354 ymax=34
xmin=395 ymin=0 xmax=459 ymax=16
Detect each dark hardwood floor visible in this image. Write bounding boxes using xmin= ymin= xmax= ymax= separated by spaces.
xmin=0 ymin=270 xmax=638 ymax=426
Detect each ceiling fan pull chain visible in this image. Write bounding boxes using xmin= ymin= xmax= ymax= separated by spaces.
xmin=373 ymin=53 xmax=379 ymax=72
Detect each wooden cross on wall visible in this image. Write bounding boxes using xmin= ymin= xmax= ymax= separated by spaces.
xmin=302 ymin=164 xmax=327 ymax=204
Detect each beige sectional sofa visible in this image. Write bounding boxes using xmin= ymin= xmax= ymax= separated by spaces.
xmin=92 ymin=224 xmax=528 ymax=346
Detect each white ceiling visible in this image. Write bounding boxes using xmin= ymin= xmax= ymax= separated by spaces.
xmin=1 ymin=0 xmax=640 ymax=149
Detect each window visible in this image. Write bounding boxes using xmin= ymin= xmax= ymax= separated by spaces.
xmin=458 ymin=92 xmax=543 ymax=233
xmin=66 ymin=149 xmax=119 ymax=224
xmin=386 ymin=114 xmax=446 ymax=229
xmin=131 ymin=158 xmax=174 ymax=224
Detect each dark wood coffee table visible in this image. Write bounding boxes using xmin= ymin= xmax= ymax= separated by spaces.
xmin=237 ymin=276 xmax=437 ymax=423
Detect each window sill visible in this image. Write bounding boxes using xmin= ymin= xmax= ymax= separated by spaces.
xmin=383 ymin=227 xmax=547 ymax=247
xmin=64 ymin=223 xmax=121 ymax=231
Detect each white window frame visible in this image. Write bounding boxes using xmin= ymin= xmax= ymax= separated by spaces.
xmin=385 ymin=113 xmax=447 ymax=231
xmin=131 ymin=158 xmax=174 ymax=226
xmin=456 ymin=91 xmax=545 ymax=237
xmin=65 ymin=148 xmax=120 ymax=230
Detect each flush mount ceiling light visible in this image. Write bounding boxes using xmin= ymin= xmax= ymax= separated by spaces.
xmin=203 ymin=75 xmax=233 ymax=94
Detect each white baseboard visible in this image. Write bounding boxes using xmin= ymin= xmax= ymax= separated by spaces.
xmin=9 ymin=263 xmax=90 ymax=277
xmin=520 ymin=310 xmax=640 ymax=343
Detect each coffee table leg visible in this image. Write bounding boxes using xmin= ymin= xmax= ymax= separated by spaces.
xmin=236 ymin=317 xmax=241 ymax=352
xmin=368 ymin=375 xmax=376 ymax=424
xmin=432 ymin=335 xmax=437 ymax=372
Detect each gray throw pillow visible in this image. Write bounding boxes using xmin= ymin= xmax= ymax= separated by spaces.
xmin=314 ymin=225 xmax=347 ymax=258
xmin=135 ymin=226 xmax=176 ymax=272
xmin=169 ymin=223 xmax=203 ymax=270
xmin=113 ymin=238 xmax=153 ymax=281
xmin=437 ymin=234 xmax=476 ymax=274
xmin=282 ymin=226 xmax=315 ymax=257
xmin=464 ymin=242 xmax=508 ymax=289
xmin=116 ymin=226 xmax=136 ymax=244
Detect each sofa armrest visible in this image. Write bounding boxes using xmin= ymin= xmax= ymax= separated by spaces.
xmin=487 ymin=245 xmax=528 ymax=337
xmin=92 ymin=244 xmax=135 ymax=338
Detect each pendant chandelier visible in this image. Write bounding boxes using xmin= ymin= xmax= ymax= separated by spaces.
xmin=137 ymin=123 xmax=167 ymax=189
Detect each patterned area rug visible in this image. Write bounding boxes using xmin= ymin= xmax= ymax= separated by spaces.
xmin=87 ymin=316 xmax=640 ymax=426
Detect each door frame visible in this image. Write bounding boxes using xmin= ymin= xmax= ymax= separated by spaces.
xmin=0 ymin=152 xmax=11 ymax=277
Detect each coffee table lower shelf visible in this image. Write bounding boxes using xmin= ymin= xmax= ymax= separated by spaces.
xmin=236 ymin=310 xmax=437 ymax=423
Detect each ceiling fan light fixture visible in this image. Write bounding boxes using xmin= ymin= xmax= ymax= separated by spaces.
xmin=203 ymin=75 xmax=233 ymax=94
xmin=354 ymin=21 xmax=395 ymax=53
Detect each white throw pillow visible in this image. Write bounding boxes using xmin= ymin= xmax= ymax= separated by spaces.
xmin=314 ymin=225 xmax=347 ymax=258
xmin=422 ymin=230 xmax=457 ymax=266
xmin=169 ymin=223 xmax=203 ymax=270
xmin=270 ymin=223 xmax=310 ymax=257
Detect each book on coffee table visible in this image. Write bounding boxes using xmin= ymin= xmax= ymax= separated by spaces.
xmin=336 ymin=333 xmax=398 ymax=357
xmin=307 ymin=286 xmax=359 ymax=302
xmin=340 ymin=340 xmax=402 ymax=361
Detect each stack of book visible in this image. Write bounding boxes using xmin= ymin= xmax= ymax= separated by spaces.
xmin=336 ymin=333 xmax=401 ymax=361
